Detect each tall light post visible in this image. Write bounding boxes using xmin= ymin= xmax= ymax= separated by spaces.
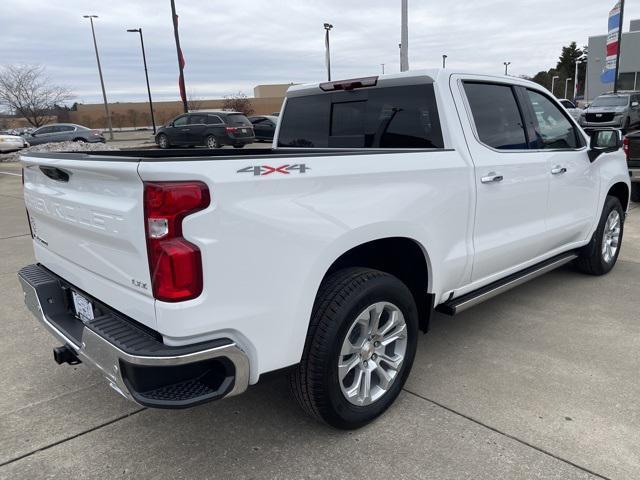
xmin=503 ymin=61 xmax=511 ymax=75
xmin=442 ymin=55 xmax=448 ymax=69
xmin=564 ymin=77 xmax=573 ymax=99
xmin=324 ymin=23 xmax=333 ymax=81
xmin=83 ymin=15 xmax=114 ymax=140
xmin=400 ymin=0 xmax=409 ymax=72
xmin=573 ymin=60 xmax=583 ymax=103
xmin=127 ymin=28 xmax=157 ymax=134
xmin=381 ymin=64 xmax=385 ymax=75
xmin=551 ymin=75 xmax=560 ymax=96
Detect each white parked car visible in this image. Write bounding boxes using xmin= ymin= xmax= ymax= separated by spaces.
xmin=0 ymin=133 xmax=28 ymax=152
xmin=18 ymin=70 xmax=630 ymax=429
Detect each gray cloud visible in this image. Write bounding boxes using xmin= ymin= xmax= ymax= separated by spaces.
xmin=1 ymin=0 xmax=638 ymax=103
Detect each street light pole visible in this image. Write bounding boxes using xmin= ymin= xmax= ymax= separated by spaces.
xmin=564 ymin=78 xmax=573 ymax=99
xmin=127 ymin=28 xmax=157 ymax=134
xmin=324 ymin=23 xmax=333 ymax=81
xmin=83 ymin=15 xmax=114 ymax=140
xmin=503 ymin=61 xmax=511 ymax=75
xmin=381 ymin=64 xmax=385 ymax=74
xmin=551 ymin=75 xmax=560 ymax=96
xmin=442 ymin=55 xmax=447 ymax=68
xmin=573 ymin=60 xmax=582 ymax=103
xmin=400 ymin=0 xmax=409 ymax=72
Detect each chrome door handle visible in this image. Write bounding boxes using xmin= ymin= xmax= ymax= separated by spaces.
xmin=551 ymin=166 xmax=567 ymax=175
xmin=481 ymin=173 xmax=504 ymax=184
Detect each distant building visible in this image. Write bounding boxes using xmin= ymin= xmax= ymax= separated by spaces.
xmin=254 ymin=83 xmax=295 ymax=98
xmin=586 ymin=19 xmax=640 ymax=101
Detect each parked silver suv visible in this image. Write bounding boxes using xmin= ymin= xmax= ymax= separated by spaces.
xmin=580 ymin=92 xmax=640 ymax=132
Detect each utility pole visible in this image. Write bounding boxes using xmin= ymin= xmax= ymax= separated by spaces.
xmin=170 ymin=0 xmax=188 ymax=113
xmin=400 ymin=0 xmax=409 ymax=72
xmin=127 ymin=28 xmax=157 ymax=134
xmin=381 ymin=63 xmax=385 ymax=74
xmin=613 ymin=0 xmax=626 ymax=93
xmin=442 ymin=55 xmax=448 ymax=69
xmin=83 ymin=15 xmax=114 ymax=140
xmin=503 ymin=61 xmax=511 ymax=75
xmin=324 ymin=23 xmax=333 ymax=81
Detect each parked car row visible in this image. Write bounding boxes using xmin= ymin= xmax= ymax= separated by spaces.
xmin=0 ymin=123 xmax=105 ymax=154
xmin=578 ymin=92 xmax=640 ymax=132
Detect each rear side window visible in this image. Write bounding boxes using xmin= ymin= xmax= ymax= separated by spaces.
xmin=188 ymin=115 xmax=207 ymax=125
xmin=278 ymin=84 xmax=444 ymax=149
xmin=206 ymin=115 xmax=223 ymax=125
xmin=226 ymin=114 xmax=251 ymax=126
xmin=463 ymin=82 xmax=527 ymax=150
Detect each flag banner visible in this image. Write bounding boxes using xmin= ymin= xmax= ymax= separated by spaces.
xmin=174 ymin=14 xmax=187 ymax=104
xmin=601 ymin=1 xmax=621 ymax=84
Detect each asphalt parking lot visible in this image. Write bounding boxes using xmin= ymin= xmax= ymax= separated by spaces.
xmin=0 ymin=161 xmax=638 ymax=480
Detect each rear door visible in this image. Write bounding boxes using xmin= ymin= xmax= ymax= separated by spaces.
xmin=457 ymin=79 xmax=552 ymax=282
xmin=521 ymin=88 xmax=599 ymax=248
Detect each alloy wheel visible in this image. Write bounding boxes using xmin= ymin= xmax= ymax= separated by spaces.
xmin=602 ymin=210 xmax=621 ymax=264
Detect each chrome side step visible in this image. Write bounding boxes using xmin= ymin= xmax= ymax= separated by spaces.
xmin=436 ymin=251 xmax=579 ymax=316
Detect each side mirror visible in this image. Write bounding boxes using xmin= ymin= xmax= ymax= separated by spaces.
xmin=632 ymin=101 xmax=639 ymax=108
xmin=589 ymin=129 xmax=623 ymax=162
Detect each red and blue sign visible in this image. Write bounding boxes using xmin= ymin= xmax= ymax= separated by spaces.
xmin=601 ymin=2 xmax=622 ymax=84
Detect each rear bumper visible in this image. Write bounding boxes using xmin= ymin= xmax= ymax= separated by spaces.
xmin=18 ymin=264 xmax=250 ymax=409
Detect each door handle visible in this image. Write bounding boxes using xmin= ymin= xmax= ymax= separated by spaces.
xmin=551 ymin=166 xmax=567 ymax=175
xmin=481 ymin=173 xmax=504 ymax=184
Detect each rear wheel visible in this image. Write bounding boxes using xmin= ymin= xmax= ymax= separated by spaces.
xmin=73 ymin=137 xmax=86 ymax=143
xmin=575 ymin=195 xmax=624 ymax=275
xmin=289 ymin=268 xmax=418 ymax=429
xmin=205 ymin=135 xmax=220 ymax=149
xmin=157 ymin=134 xmax=170 ymax=149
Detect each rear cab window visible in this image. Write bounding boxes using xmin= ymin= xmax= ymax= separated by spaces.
xmin=277 ymin=84 xmax=444 ymax=149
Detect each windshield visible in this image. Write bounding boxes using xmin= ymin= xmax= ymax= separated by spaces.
xmin=591 ymin=96 xmax=629 ymax=108
xmin=226 ymin=114 xmax=251 ymax=126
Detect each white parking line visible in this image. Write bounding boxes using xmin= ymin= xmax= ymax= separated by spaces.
xmin=0 ymin=171 xmax=21 ymax=176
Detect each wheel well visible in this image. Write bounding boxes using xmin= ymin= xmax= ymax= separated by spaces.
xmin=608 ymin=182 xmax=630 ymax=212
xmin=325 ymin=237 xmax=433 ymax=332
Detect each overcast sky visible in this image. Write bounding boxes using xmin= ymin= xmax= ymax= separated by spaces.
xmin=2 ymin=0 xmax=639 ymax=104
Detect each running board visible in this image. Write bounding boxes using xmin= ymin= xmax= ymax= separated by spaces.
xmin=436 ymin=251 xmax=579 ymax=316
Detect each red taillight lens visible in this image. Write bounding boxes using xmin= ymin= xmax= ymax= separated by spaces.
xmin=225 ymin=127 xmax=237 ymax=133
xmin=143 ymin=181 xmax=210 ymax=302
xmin=623 ymin=137 xmax=629 ymax=160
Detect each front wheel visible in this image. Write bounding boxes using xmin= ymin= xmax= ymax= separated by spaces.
xmin=157 ymin=134 xmax=170 ymax=149
xmin=205 ymin=135 xmax=220 ymax=149
xmin=574 ymin=195 xmax=624 ymax=275
xmin=289 ymin=268 xmax=418 ymax=429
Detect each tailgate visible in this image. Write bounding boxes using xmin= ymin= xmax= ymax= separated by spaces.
xmin=22 ymin=154 xmax=156 ymax=326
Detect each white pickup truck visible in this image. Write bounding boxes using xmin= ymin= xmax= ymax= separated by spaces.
xmin=18 ymin=70 xmax=630 ymax=429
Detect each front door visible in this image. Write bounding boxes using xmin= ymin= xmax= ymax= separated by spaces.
xmin=522 ymin=89 xmax=599 ymax=249
xmin=186 ymin=114 xmax=207 ymax=145
xmin=458 ymin=79 xmax=552 ymax=283
xmin=166 ymin=115 xmax=189 ymax=145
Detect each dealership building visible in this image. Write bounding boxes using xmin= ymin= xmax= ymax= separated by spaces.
xmin=586 ymin=18 xmax=640 ymax=101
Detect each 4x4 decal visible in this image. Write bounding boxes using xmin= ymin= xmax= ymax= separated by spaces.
xmin=237 ymin=164 xmax=311 ymax=176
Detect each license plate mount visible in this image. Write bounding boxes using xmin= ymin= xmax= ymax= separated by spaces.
xmin=71 ymin=290 xmax=94 ymax=323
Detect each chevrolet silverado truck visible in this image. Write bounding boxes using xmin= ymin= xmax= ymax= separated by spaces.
xmin=18 ymin=70 xmax=630 ymax=429
xmin=624 ymin=130 xmax=640 ymax=202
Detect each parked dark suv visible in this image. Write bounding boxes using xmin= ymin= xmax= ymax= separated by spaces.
xmin=155 ymin=111 xmax=255 ymax=149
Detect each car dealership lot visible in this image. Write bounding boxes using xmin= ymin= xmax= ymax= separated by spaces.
xmin=0 ymin=161 xmax=638 ymax=479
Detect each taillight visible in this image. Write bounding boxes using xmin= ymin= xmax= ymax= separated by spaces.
xmin=623 ymin=137 xmax=629 ymax=160
xmin=143 ymin=181 xmax=210 ymax=302
xmin=225 ymin=127 xmax=237 ymax=133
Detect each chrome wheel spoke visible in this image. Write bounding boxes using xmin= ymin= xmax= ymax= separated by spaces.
xmin=338 ymin=355 xmax=360 ymax=381
xmin=360 ymin=368 xmax=372 ymax=403
xmin=345 ymin=368 xmax=364 ymax=399
xmin=375 ymin=362 xmax=393 ymax=390
xmin=378 ymin=352 xmax=403 ymax=371
xmin=380 ymin=323 xmax=407 ymax=346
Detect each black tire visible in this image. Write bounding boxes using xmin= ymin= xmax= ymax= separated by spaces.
xmin=289 ymin=268 xmax=418 ymax=429
xmin=631 ymin=184 xmax=640 ymax=203
xmin=574 ymin=195 xmax=625 ymax=275
xmin=205 ymin=135 xmax=220 ymax=149
xmin=233 ymin=144 xmax=245 ymax=149
xmin=73 ymin=137 xmax=87 ymax=143
xmin=157 ymin=134 xmax=170 ymax=149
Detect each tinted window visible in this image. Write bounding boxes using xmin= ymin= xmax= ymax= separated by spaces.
xmin=206 ymin=115 xmax=223 ymax=125
xmin=35 ymin=126 xmax=54 ymax=135
xmin=559 ymin=100 xmax=575 ymax=109
xmin=278 ymin=84 xmax=444 ymax=149
xmin=464 ymin=82 xmax=527 ymax=150
xmin=527 ymin=90 xmax=578 ymax=149
xmin=188 ymin=115 xmax=207 ymax=125
xmin=54 ymin=125 xmax=75 ymax=133
xmin=226 ymin=114 xmax=251 ymax=126
xmin=250 ymin=117 xmax=266 ymax=125
xmin=173 ymin=116 xmax=188 ymax=126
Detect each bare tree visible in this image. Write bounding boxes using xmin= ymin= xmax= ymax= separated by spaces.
xmin=187 ymin=90 xmax=204 ymax=112
xmin=222 ymin=91 xmax=254 ymax=116
xmin=0 ymin=65 xmax=74 ymax=127
xmin=126 ymin=109 xmax=140 ymax=128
